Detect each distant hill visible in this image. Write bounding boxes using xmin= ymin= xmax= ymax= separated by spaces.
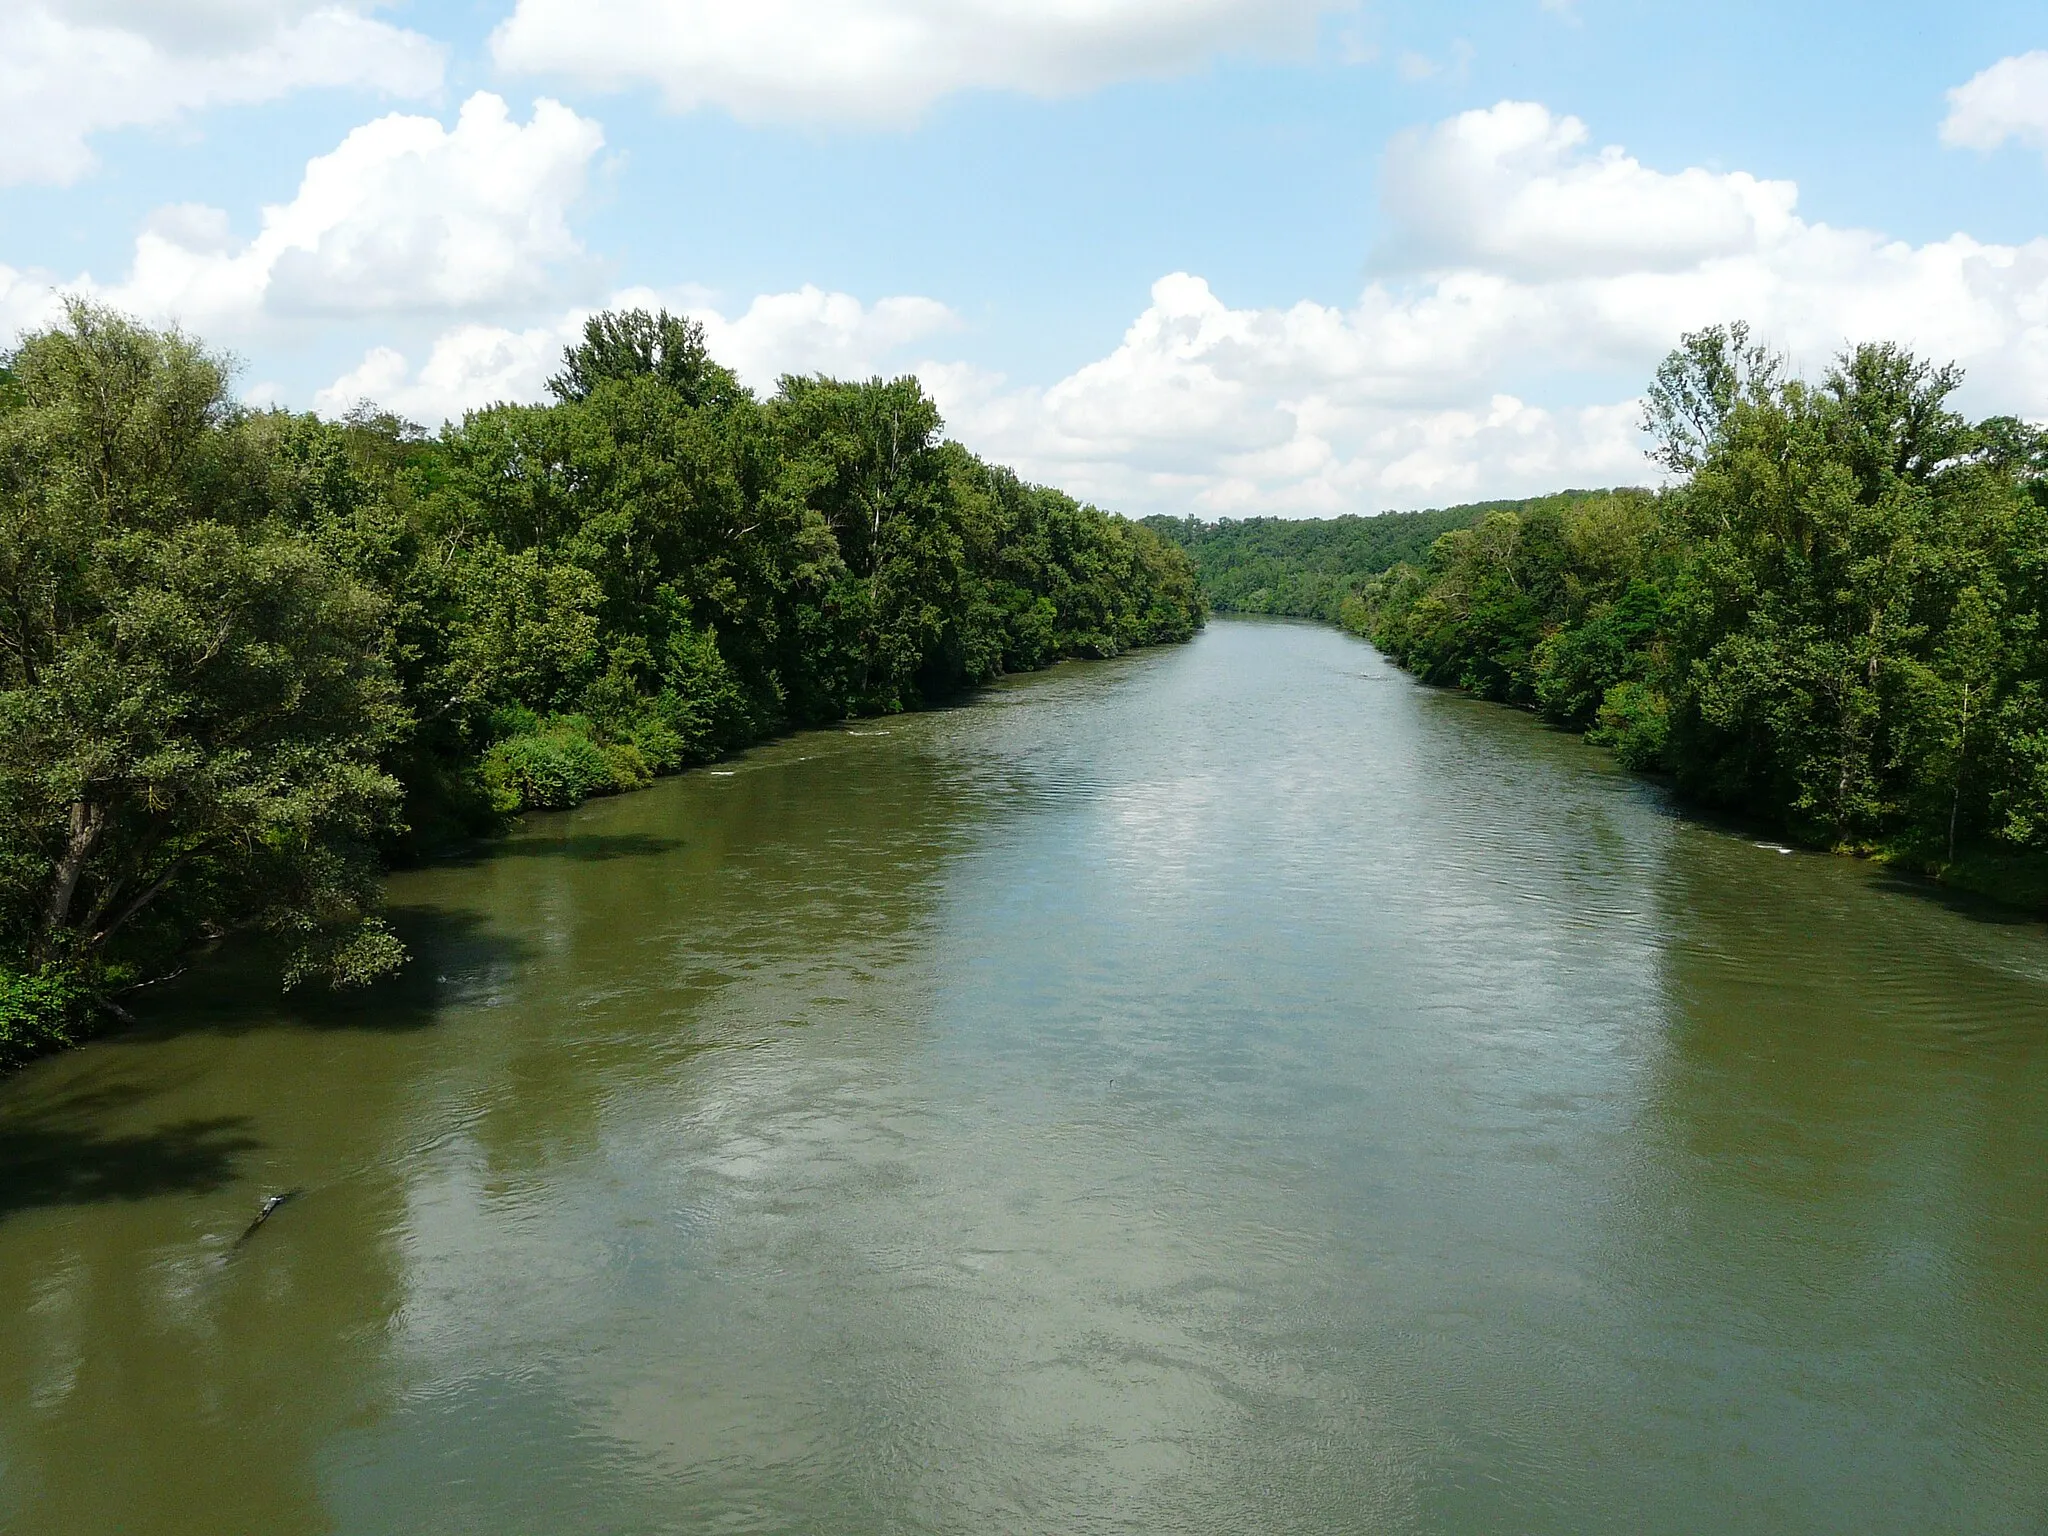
xmin=1141 ymin=491 xmax=1645 ymax=623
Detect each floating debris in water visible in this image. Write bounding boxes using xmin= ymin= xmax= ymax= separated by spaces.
xmin=234 ymin=1189 xmax=303 ymax=1246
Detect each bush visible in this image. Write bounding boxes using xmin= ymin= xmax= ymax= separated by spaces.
xmin=657 ymin=621 xmax=750 ymax=758
xmin=623 ymin=714 xmax=688 ymax=775
xmin=482 ymin=722 xmax=626 ymax=812
xmin=1589 ymin=680 xmax=1672 ymax=772
xmin=0 ymin=966 xmax=89 ymax=1070
xmin=601 ymin=741 xmax=653 ymax=793
xmin=487 ymin=703 xmax=543 ymax=739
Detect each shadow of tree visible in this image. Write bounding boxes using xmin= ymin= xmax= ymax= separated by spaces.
xmin=0 ymin=1082 xmax=259 ymax=1220
xmin=432 ymin=831 xmax=684 ymax=868
xmin=1867 ymin=870 xmax=2044 ymax=927
xmin=1652 ymin=796 xmax=2046 ymax=932
xmin=118 ymin=904 xmax=537 ymax=1044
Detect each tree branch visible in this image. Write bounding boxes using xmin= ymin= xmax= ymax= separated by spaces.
xmin=90 ymin=839 xmax=220 ymax=950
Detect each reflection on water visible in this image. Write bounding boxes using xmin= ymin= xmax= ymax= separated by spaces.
xmin=2 ymin=618 xmax=2044 ymax=1534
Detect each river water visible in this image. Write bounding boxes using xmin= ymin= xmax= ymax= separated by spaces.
xmin=2 ymin=618 xmax=2045 ymax=1534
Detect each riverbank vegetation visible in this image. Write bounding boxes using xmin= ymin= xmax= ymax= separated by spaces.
xmin=0 ymin=303 xmax=1203 ymax=1066
xmin=1352 ymin=326 xmax=2048 ymax=906
xmin=1142 ymin=492 xmax=1624 ymax=623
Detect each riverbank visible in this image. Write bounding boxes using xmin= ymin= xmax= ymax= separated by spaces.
xmin=7 ymin=617 xmax=2044 ymax=1534
xmin=1171 ymin=330 xmax=2048 ymax=918
xmin=1875 ymin=844 xmax=2048 ymax=915
xmin=0 ymin=303 xmax=1205 ymax=1073
xmin=0 ymin=633 xmax=1206 ymax=1080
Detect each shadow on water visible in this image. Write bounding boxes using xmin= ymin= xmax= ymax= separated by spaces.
xmin=0 ymin=1081 xmax=259 ymax=1221
xmin=111 ymin=902 xmax=534 ymax=1046
xmin=426 ymin=829 xmax=684 ymax=868
xmin=1866 ymin=867 xmax=2047 ymax=928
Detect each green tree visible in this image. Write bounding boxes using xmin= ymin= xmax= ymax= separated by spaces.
xmin=0 ymin=304 xmax=409 ymax=1038
xmin=549 ymin=308 xmax=744 ymax=410
xmin=1353 ymin=320 xmax=2048 ymax=904
xmin=0 ymin=302 xmax=1205 ymax=1065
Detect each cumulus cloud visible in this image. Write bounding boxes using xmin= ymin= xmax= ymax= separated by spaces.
xmin=490 ymin=0 xmax=1348 ymax=124
xmin=923 ymin=275 xmax=1659 ymax=515
xmin=0 ymin=1 xmax=443 ymax=186
xmin=315 ymin=324 xmax=569 ymax=421
xmin=697 ymin=287 xmax=959 ymax=383
xmin=310 ymin=102 xmax=2048 ymax=513
xmin=25 ymin=93 xmax=2047 ymax=522
xmin=1942 ymin=51 xmax=2048 ymax=160
xmin=0 ymin=265 xmax=72 ymax=343
xmin=1380 ymin=101 xmax=1798 ymax=278
xmin=48 ymin=93 xmax=605 ymax=338
xmin=929 ymin=102 xmax=2048 ymax=515
xmin=313 ymin=286 xmax=962 ymax=423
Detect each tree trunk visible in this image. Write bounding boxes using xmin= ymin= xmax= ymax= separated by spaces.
xmin=41 ymin=799 xmax=105 ymax=955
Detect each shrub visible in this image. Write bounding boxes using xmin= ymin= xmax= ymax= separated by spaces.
xmin=0 ymin=966 xmax=89 ymax=1070
xmin=1589 ymin=680 xmax=1672 ymax=772
xmin=622 ymin=713 xmax=688 ymax=775
xmin=482 ymin=723 xmax=624 ymax=812
xmin=657 ymin=621 xmax=750 ymax=758
xmin=601 ymin=741 xmax=653 ymax=793
xmin=1533 ymin=582 xmax=1664 ymax=729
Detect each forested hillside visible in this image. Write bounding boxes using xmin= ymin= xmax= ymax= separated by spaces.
xmin=1353 ymin=325 xmax=2048 ymax=904
xmin=1143 ymin=492 xmax=1630 ymax=622
xmin=0 ymin=303 xmax=1203 ymax=1065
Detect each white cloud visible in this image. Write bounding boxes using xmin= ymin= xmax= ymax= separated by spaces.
xmin=0 ymin=1 xmax=444 ymax=186
xmin=926 ymin=102 xmax=2048 ymax=516
xmin=313 ymin=286 xmax=962 ymax=423
xmin=1392 ymin=39 xmax=1472 ymax=85
xmin=26 ymin=93 xmax=2047 ymax=523
xmin=490 ymin=0 xmax=1349 ymax=125
xmin=70 ymin=93 xmax=606 ymax=337
xmin=697 ymin=287 xmax=960 ymax=384
xmin=315 ymin=325 xmax=569 ymax=421
xmin=0 ymin=265 xmax=73 ymax=343
xmin=922 ymin=274 xmax=1661 ymax=515
xmin=309 ymin=102 xmax=2048 ymax=512
xmin=1380 ymin=101 xmax=1798 ymax=279
xmin=1942 ymin=51 xmax=2048 ymax=160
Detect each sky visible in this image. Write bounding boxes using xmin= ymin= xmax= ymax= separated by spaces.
xmin=1 ymin=1 xmax=2045 ymax=518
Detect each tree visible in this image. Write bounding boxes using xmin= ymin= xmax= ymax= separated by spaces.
xmin=0 ymin=304 xmax=409 ymax=1023
xmin=1361 ymin=320 xmax=2048 ymax=897
xmin=0 ymin=302 xmax=1205 ymax=1064
xmin=1641 ymin=322 xmax=1783 ymax=475
xmin=548 ymin=308 xmax=743 ymax=410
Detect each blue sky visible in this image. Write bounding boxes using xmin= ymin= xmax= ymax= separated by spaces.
xmin=3 ymin=1 xmax=2045 ymax=515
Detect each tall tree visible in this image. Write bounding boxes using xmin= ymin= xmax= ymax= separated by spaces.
xmin=0 ymin=304 xmax=409 ymax=1017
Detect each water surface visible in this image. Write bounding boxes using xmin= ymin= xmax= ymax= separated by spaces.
xmin=3 ymin=618 xmax=2045 ymax=1533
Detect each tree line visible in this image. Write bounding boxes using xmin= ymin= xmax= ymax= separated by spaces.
xmin=1142 ymin=492 xmax=1621 ymax=623
xmin=1350 ymin=325 xmax=2048 ymax=905
xmin=0 ymin=303 xmax=1204 ymax=1066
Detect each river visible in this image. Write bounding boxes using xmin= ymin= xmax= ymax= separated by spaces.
xmin=2 ymin=617 xmax=2045 ymax=1534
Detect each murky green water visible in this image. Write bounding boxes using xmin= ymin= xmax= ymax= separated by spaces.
xmin=3 ymin=618 xmax=2046 ymax=1534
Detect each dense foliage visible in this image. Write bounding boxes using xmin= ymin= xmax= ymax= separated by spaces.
xmin=1354 ymin=325 xmax=2048 ymax=901
xmin=1143 ymin=492 xmax=1625 ymax=622
xmin=0 ymin=303 xmax=1202 ymax=1065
